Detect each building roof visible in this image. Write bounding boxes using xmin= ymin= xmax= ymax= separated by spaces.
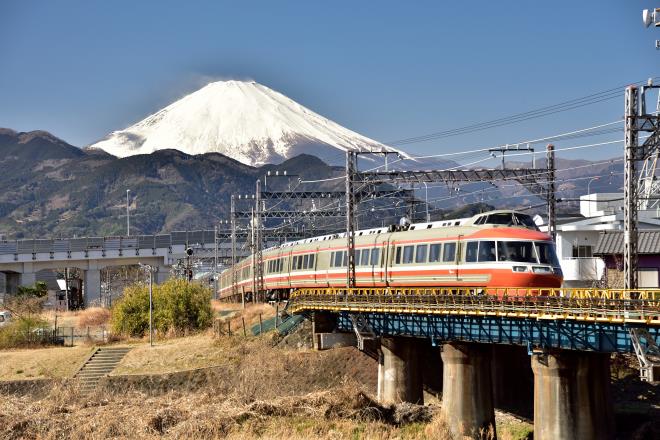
xmin=594 ymin=231 xmax=660 ymax=255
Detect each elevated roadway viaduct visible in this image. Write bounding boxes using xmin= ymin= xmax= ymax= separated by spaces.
xmin=0 ymin=231 xmax=221 ymax=306
xmin=291 ymin=287 xmax=660 ymax=440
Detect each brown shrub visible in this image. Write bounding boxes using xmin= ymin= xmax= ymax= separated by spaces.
xmin=77 ymin=307 xmax=110 ymax=328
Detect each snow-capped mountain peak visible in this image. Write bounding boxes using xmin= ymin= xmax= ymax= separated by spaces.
xmin=88 ymin=80 xmax=407 ymax=166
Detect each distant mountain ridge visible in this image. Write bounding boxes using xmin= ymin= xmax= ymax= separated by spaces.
xmin=0 ymin=127 xmax=348 ymax=237
xmin=0 ymin=126 xmax=625 ymax=238
xmin=87 ymin=80 xmax=411 ymax=167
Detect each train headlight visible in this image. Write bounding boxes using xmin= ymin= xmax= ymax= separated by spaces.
xmin=512 ymin=266 xmax=528 ymax=272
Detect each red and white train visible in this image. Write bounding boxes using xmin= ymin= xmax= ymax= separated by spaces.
xmin=218 ymin=210 xmax=563 ymax=299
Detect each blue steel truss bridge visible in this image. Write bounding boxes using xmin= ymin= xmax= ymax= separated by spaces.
xmin=287 ymin=286 xmax=660 ymax=439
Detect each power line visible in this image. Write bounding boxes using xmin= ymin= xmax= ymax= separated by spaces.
xmin=385 ymin=77 xmax=658 ymax=146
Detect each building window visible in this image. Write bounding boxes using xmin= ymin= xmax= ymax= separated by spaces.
xmin=572 ymin=245 xmax=593 ymax=258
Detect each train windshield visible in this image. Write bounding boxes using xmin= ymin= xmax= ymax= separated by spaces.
xmin=475 ymin=212 xmax=539 ymax=230
xmin=496 ymin=241 xmax=559 ymax=265
xmin=535 ymin=242 xmax=560 ymax=266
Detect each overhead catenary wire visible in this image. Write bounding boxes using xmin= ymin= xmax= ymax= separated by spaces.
xmin=385 ymin=77 xmax=658 ymax=146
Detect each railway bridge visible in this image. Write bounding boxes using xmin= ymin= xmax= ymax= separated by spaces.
xmin=288 ymin=286 xmax=660 ymax=440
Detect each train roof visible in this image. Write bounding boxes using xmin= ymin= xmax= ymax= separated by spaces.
xmin=267 ymin=210 xmax=540 ymax=252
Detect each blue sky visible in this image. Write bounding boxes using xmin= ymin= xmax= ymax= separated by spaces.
xmin=0 ymin=1 xmax=657 ymax=163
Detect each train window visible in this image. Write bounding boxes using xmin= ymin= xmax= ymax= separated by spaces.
xmin=535 ymin=242 xmax=560 ymax=266
xmin=465 ymin=242 xmax=478 ymax=262
xmin=371 ymin=248 xmax=380 ymax=265
xmin=497 ymin=241 xmax=536 ymax=263
xmin=429 ymin=244 xmax=441 ymax=262
xmin=303 ymin=254 xmax=309 ymax=269
xmin=478 ymin=241 xmax=496 ymax=262
xmin=487 ymin=213 xmax=514 ymax=225
xmin=395 ymin=247 xmax=402 ymax=264
xmin=360 ymin=249 xmax=370 ymax=266
xmin=354 ymin=250 xmax=361 ymax=265
xmin=309 ymin=254 xmax=315 ymax=268
xmin=403 ymin=245 xmax=414 ymax=264
xmin=298 ymin=256 xmax=304 ymax=270
xmin=292 ymin=256 xmax=298 ymax=270
xmin=443 ymin=243 xmax=456 ymax=262
xmin=515 ymin=213 xmax=537 ymax=229
xmin=334 ymin=251 xmax=343 ymax=267
xmin=342 ymin=251 xmax=348 ymax=266
xmin=415 ymin=244 xmax=428 ymax=263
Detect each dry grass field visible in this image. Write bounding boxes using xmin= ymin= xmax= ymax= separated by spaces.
xmin=1 ymin=382 xmax=457 ymax=440
xmin=0 ymin=345 xmax=93 ymax=380
xmin=0 ymin=302 xmax=543 ymax=439
xmin=0 ymin=330 xmax=535 ymax=440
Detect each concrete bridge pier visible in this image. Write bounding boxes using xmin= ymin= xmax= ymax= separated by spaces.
xmin=154 ymin=266 xmax=170 ymax=284
xmin=83 ymin=268 xmax=102 ymax=307
xmin=378 ymin=336 xmax=423 ymax=404
xmin=441 ymin=343 xmax=496 ymax=440
xmin=1 ymin=272 xmax=19 ymax=294
xmin=532 ymin=350 xmax=614 ymax=440
xmin=19 ymin=272 xmax=37 ymax=287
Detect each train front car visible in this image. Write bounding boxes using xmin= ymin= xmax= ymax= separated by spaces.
xmin=458 ymin=227 xmax=563 ymax=290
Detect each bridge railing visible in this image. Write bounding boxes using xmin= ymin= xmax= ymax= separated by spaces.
xmin=289 ymin=287 xmax=660 ymax=325
xmin=0 ymin=230 xmax=218 ymax=256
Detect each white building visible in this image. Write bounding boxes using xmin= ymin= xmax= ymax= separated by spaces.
xmin=551 ymin=193 xmax=660 ymax=287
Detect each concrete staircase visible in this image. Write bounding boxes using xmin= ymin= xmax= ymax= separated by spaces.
xmin=74 ymin=347 xmax=131 ymax=393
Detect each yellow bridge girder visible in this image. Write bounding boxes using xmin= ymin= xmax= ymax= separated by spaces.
xmin=288 ymin=287 xmax=660 ymax=326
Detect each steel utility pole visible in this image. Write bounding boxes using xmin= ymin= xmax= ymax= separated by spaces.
xmin=345 ymin=151 xmax=357 ymax=288
xmin=126 ymin=189 xmax=131 ymax=236
xmin=255 ymin=179 xmax=264 ymax=301
xmin=546 ymin=144 xmax=556 ymax=241
xmin=250 ymin=206 xmax=256 ymax=302
xmin=625 ymin=86 xmax=641 ymax=290
xmin=139 ymin=263 xmax=154 ymax=347
xmin=623 ymin=82 xmax=660 ymax=289
xmin=149 ymin=266 xmax=153 ymax=347
xmin=230 ymin=195 xmax=239 ymax=304
xmin=213 ymin=225 xmax=218 ymax=299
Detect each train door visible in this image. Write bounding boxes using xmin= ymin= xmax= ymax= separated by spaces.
xmin=312 ymin=246 xmax=319 ymax=284
xmin=455 ymin=235 xmax=463 ymax=282
xmin=366 ymin=235 xmax=379 ymax=287
xmin=384 ymin=235 xmax=395 ymax=285
xmin=286 ymin=250 xmax=293 ymax=289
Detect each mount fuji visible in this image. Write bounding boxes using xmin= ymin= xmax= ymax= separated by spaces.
xmin=88 ymin=80 xmax=410 ymax=166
